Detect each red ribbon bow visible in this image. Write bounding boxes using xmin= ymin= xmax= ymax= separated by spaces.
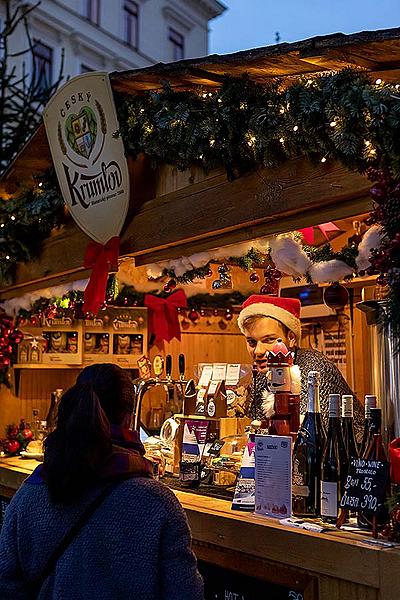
xmin=83 ymin=236 xmax=120 ymax=315
xmin=389 ymin=438 xmax=400 ymax=485
xmin=144 ymin=289 xmax=187 ymax=345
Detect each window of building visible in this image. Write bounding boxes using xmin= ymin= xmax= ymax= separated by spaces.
xmin=32 ymin=40 xmax=53 ymax=95
xmin=124 ymin=0 xmax=139 ymax=48
xmin=168 ymin=28 xmax=184 ymax=61
xmin=81 ymin=64 xmax=95 ymax=73
xmin=85 ymin=0 xmax=100 ymax=25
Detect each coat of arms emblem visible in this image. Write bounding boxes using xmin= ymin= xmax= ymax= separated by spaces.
xmin=65 ymin=106 xmax=97 ymax=158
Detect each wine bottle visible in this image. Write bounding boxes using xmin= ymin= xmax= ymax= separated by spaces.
xmin=320 ymin=394 xmax=348 ymax=522
xmin=357 ymin=408 xmax=389 ymax=532
xmin=359 ymin=395 xmax=377 ymax=458
xmin=292 ymin=371 xmax=326 ymax=517
xmin=342 ymin=395 xmax=359 ymax=465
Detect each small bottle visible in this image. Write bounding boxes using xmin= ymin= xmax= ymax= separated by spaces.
xmin=292 ymin=371 xmax=326 ymax=517
xmin=320 ymin=394 xmax=348 ymax=522
xmin=342 ymin=395 xmax=359 ymax=464
xmin=359 ymin=395 xmax=377 ymax=458
xmin=357 ymin=408 xmax=389 ymax=532
xmin=46 ymin=388 xmax=63 ymax=432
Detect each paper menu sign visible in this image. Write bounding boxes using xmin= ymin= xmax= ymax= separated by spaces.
xmin=226 ymin=363 xmax=241 ymax=386
xmin=212 ymin=363 xmax=227 ymax=381
xmin=255 ymin=435 xmax=292 ymax=519
xmin=198 ymin=364 xmax=213 ymax=387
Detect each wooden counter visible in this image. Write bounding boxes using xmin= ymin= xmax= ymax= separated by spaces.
xmin=1 ymin=456 xmax=399 ymax=600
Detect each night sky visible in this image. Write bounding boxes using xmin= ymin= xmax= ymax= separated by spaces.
xmin=210 ymin=0 xmax=400 ymax=54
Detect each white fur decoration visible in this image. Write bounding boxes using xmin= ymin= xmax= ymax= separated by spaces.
xmin=270 ymin=235 xmax=312 ymax=278
xmin=309 ymin=260 xmax=354 ymax=283
xmin=1 ymin=279 xmax=89 ymax=316
xmin=146 ymin=263 xmax=165 ymax=279
xmin=261 ymin=389 xmax=276 ymax=418
xmin=356 ymin=225 xmax=383 ymax=271
xmin=188 ymin=251 xmax=211 ymax=268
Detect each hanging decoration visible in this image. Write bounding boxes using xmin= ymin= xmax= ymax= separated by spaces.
xmin=259 ymin=265 xmax=282 ymax=295
xmin=0 ymin=312 xmax=23 ymax=386
xmin=144 ymin=289 xmax=188 ymax=345
xmin=212 ymin=263 xmax=233 ymax=289
xmin=323 ymin=283 xmax=350 ymax=311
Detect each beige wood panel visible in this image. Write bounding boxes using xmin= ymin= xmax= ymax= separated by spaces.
xmin=319 ymin=576 xmax=378 ymax=600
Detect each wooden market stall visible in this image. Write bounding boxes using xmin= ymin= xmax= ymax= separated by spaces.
xmin=2 ymin=26 xmax=400 ymax=600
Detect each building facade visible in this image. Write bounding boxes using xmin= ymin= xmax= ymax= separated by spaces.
xmin=2 ymin=0 xmax=225 ymax=87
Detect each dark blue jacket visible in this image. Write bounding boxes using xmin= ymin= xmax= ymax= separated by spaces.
xmin=0 ymin=471 xmax=204 ymax=599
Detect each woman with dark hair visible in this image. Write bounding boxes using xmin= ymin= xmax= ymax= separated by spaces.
xmin=0 ymin=363 xmax=204 ymax=599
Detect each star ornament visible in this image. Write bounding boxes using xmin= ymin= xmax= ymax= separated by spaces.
xmin=30 ymin=338 xmax=39 ymax=349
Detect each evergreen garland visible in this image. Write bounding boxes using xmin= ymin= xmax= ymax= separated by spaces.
xmin=116 ymin=70 xmax=400 ymax=179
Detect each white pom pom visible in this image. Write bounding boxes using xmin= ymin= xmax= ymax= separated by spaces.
xmin=356 ymin=225 xmax=383 ymax=271
xmin=188 ymin=252 xmax=211 ymax=268
xmin=270 ymin=236 xmax=312 ymax=277
xmin=146 ymin=263 xmax=164 ymax=279
xmin=309 ymin=260 xmax=353 ymax=283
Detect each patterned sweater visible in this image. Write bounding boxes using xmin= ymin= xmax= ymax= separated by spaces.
xmin=0 ymin=474 xmax=204 ymax=600
xmin=249 ymin=347 xmax=364 ymax=439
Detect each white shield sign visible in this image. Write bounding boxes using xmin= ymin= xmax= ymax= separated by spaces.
xmin=43 ymin=72 xmax=129 ymax=245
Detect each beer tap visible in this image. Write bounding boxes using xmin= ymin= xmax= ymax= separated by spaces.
xmin=131 ymin=354 xmax=189 ymax=432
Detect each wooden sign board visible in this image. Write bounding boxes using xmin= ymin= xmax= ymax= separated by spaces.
xmin=339 ymin=457 xmax=389 ymax=514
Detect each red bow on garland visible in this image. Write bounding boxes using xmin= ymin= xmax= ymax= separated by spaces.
xmin=144 ymin=289 xmax=187 ymax=345
xmin=83 ymin=236 xmax=120 ymax=315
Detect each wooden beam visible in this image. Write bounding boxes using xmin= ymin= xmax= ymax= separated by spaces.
xmin=0 ymin=157 xmax=371 ymax=299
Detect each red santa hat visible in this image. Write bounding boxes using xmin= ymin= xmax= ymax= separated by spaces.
xmin=237 ymin=295 xmax=301 ymax=343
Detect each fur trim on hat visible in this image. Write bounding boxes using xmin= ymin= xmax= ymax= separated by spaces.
xmin=238 ymin=302 xmax=301 ymax=343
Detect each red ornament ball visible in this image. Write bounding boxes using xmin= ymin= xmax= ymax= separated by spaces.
xmin=224 ymin=310 xmax=233 ymax=321
xmin=163 ymin=285 xmax=171 ymax=293
xmin=188 ymin=309 xmax=199 ymax=322
xmin=249 ymin=272 xmax=260 ymax=283
xmin=323 ymin=283 xmax=349 ymax=311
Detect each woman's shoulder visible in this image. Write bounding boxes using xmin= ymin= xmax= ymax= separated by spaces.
xmin=111 ymin=477 xmax=184 ymax=512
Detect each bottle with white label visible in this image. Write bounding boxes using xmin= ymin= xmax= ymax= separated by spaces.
xmin=320 ymin=394 xmax=348 ymax=522
xmin=292 ymin=371 xmax=326 ymax=517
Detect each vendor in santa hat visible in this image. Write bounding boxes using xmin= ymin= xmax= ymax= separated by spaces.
xmin=238 ymin=295 xmax=364 ymax=435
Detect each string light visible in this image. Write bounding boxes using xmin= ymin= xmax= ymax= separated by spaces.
xmin=199 ymin=154 xmax=203 ymax=159
xmin=10 ymin=215 xmax=15 ymax=221
xmin=365 ymin=140 xmax=371 ymax=147
xmin=375 ymin=78 xmax=383 ymax=85
xmin=247 ymin=135 xmax=256 ymax=147
xmin=209 ymin=139 xmax=215 ymax=147
xmin=396 ymin=84 xmax=400 ymax=90
xmin=330 ymin=120 xmax=337 ymax=127
xmin=321 ymin=156 xmax=327 ymax=163
xmin=293 ymin=125 xmax=299 ymax=132
xmin=0 ymin=224 xmax=4 ymax=228
xmin=240 ymin=102 xmax=247 ymax=109
xmin=208 ymin=92 xmax=213 ymax=97
xmin=5 ymin=255 xmax=10 ymax=260
xmin=217 ymin=98 xmax=222 ymax=103
xmin=279 ymin=107 xmax=285 ymax=114
xmin=202 ymin=93 xmax=208 ymax=98
xmin=279 ymin=137 xmax=285 ymax=144
xmin=38 ymin=182 xmax=43 ymax=188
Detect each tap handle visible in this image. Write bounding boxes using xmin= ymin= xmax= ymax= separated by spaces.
xmin=165 ymin=354 xmax=172 ymax=379
xmin=179 ymin=353 xmax=185 ymax=379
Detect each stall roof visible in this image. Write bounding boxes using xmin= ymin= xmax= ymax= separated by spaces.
xmin=2 ymin=26 xmax=400 ymax=195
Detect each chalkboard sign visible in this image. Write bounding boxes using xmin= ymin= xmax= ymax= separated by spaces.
xmin=339 ymin=457 xmax=389 ymax=513
xmin=198 ymin=561 xmax=305 ymax=600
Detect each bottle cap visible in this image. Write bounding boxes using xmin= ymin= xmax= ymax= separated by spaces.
xmin=365 ymin=395 xmax=377 ymax=418
xmin=328 ymin=394 xmax=340 ymax=417
xmin=308 ymin=371 xmax=320 ymax=385
xmin=342 ymin=395 xmax=354 ymax=417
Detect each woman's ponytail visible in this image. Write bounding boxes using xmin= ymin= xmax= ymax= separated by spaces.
xmin=43 ymin=382 xmax=112 ymax=504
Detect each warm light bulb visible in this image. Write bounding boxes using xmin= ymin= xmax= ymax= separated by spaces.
xmin=279 ymin=107 xmax=285 ymax=114
xmin=330 ymin=121 xmax=337 ymax=127
xmin=10 ymin=215 xmax=15 ymax=221
xmin=38 ymin=182 xmax=43 ymax=188
xmin=217 ymin=98 xmax=222 ymax=103
xmin=202 ymin=93 xmax=208 ymax=98
xmin=365 ymin=140 xmax=371 ymax=146
xmin=375 ymin=78 xmax=382 ymax=85
xmin=293 ymin=125 xmax=299 ymax=132
xmin=279 ymin=137 xmax=285 ymax=143
xmin=321 ymin=157 xmax=327 ymax=163
xmin=0 ymin=223 xmax=4 ymax=228
xmin=209 ymin=139 xmax=215 ymax=147
xmin=5 ymin=255 xmax=10 ymax=260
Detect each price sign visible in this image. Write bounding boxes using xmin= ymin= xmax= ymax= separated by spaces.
xmin=339 ymin=457 xmax=389 ymax=513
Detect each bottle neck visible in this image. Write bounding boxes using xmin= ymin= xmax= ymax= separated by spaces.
xmin=342 ymin=396 xmax=353 ymax=418
xmin=308 ymin=381 xmax=320 ymax=413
